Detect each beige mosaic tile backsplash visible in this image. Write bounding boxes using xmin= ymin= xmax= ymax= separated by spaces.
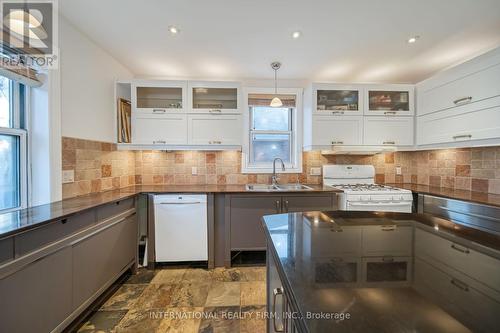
xmin=61 ymin=137 xmax=500 ymax=199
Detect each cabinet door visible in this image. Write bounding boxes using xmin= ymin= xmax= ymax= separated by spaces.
xmin=312 ymin=115 xmax=363 ymax=146
xmin=73 ymin=215 xmax=137 ymax=307
xmin=314 ymin=84 xmax=363 ymax=115
xmin=132 ymin=114 xmax=187 ymax=144
xmin=362 ymin=225 xmax=413 ymax=256
xmin=365 ymin=85 xmax=414 ymax=115
xmin=363 ymin=116 xmax=414 ymax=146
xmin=417 ymin=99 xmax=500 ymax=146
xmin=132 ymin=80 xmax=187 ymax=114
xmin=0 ymin=247 xmax=72 ymax=333
xmin=267 ymin=249 xmax=287 ymax=333
xmin=418 ymin=62 xmax=500 ymax=116
xmin=282 ymin=194 xmax=334 ymax=213
xmin=189 ymin=81 xmax=240 ymax=113
xmin=230 ymin=196 xmax=280 ymax=250
xmin=362 ymin=256 xmax=412 ymax=284
xmin=187 ymin=114 xmax=242 ymax=145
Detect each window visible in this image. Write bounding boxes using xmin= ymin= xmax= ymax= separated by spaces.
xmin=0 ymin=75 xmax=27 ymax=212
xmin=242 ymin=88 xmax=303 ymax=173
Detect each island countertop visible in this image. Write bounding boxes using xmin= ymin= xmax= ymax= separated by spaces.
xmin=262 ymin=210 xmax=500 ymax=333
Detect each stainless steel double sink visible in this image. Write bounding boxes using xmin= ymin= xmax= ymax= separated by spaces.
xmin=245 ymin=183 xmax=313 ymax=192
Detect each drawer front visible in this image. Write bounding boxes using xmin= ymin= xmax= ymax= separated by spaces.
xmin=97 ymin=197 xmax=135 ymax=221
xmin=309 ymin=226 xmax=362 ymax=257
xmin=419 ymin=62 xmax=500 ymax=116
xmin=362 ymin=225 xmax=413 ymax=256
xmin=0 ymin=237 xmax=14 ymax=265
xmin=132 ymin=114 xmax=187 ymax=144
xmin=363 ymin=116 xmax=414 ymax=146
xmin=15 ymin=209 xmax=96 ymax=257
xmin=417 ymin=99 xmax=500 ymax=145
xmin=312 ymin=115 xmax=363 ymax=146
xmin=415 ymin=257 xmax=500 ymax=332
xmin=187 ymin=114 xmax=242 ymax=145
xmin=415 ymin=228 xmax=500 ymax=292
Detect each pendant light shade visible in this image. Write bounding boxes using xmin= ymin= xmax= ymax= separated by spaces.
xmin=270 ymin=62 xmax=282 ymax=107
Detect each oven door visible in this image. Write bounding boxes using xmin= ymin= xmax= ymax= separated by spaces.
xmin=346 ymin=201 xmax=412 ymax=213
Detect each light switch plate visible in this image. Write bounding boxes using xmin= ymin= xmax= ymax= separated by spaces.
xmin=396 ymin=166 xmax=402 ymax=175
xmin=310 ymin=167 xmax=321 ymax=176
xmin=62 ymin=170 xmax=74 ymax=183
xmin=191 ymin=167 xmax=198 ymax=175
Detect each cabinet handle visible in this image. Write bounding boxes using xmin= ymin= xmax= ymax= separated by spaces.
xmin=284 ymin=200 xmax=289 ymax=212
xmin=383 ymin=141 xmax=396 ymax=145
xmin=384 ymin=111 xmax=397 ymax=115
xmin=209 ymin=140 xmax=222 ymax=144
xmin=209 ymin=109 xmax=222 ymax=113
xmin=153 ymin=140 xmax=166 ymax=144
xmin=331 ymin=111 xmax=344 ymax=115
xmin=452 ymin=134 xmax=472 ymax=140
xmin=382 ymin=256 xmax=395 ymax=262
xmin=450 ymin=278 xmax=469 ymax=292
xmin=153 ymin=109 xmax=166 ymax=113
xmin=381 ymin=225 xmax=396 ymax=231
xmin=450 ymin=243 xmax=470 ymax=254
xmin=272 ymin=287 xmax=285 ymax=332
xmin=275 ymin=200 xmax=281 ymax=212
xmin=331 ymin=141 xmax=344 ymax=145
xmin=60 ymin=218 xmax=67 ymax=224
xmin=453 ymin=96 xmax=472 ymax=105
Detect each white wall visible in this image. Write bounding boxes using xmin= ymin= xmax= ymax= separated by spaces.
xmin=59 ymin=16 xmax=133 ymax=143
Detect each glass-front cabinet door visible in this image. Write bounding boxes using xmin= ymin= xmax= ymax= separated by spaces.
xmin=314 ymin=84 xmax=363 ymax=115
xmin=189 ymin=81 xmax=240 ymax=114
xmin=132 ymin=80 xmax=187 ymax=114
xmin=365 ymin=85 xmax=414 ymax=115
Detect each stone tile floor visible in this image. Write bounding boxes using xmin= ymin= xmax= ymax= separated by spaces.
xmin=77 ymin=266 xmax=267 ymax=333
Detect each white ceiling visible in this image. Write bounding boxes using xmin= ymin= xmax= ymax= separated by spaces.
xmin=60 ymin=0 xmax=500 ymax=83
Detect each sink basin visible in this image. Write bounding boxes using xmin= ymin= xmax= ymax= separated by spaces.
xmin=245 ymin=184 xmax=313 ymax=192
xmin=276 ymin=184 xmax=313 ymax=191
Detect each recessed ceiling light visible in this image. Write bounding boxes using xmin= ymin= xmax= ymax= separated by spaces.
xmin=168 ymin=26 xmax=180 ymax=35
xmin=292 ymin=31 xmax=302 ymax=39
xmin=407 ymin=36 xmax=420 ymax=44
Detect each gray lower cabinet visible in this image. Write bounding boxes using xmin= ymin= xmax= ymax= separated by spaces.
xmin=73 ymin=214 xmax=137 ymax=308
xmin=0 ymin=236 xmax=13 ymax=264
xmin=282 ymin=194 xmax=336 ymax=213
xmin=0 ymin=247 xmax=73 ymax=333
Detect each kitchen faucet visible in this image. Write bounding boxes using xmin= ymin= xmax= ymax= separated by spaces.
xmin=272 ymin=157 xmax=286 ymax=186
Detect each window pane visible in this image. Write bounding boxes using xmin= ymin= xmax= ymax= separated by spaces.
xmin=251 ymin=133 xmax=290 ymax=163
xmin=0 ymin=76 xmax=12 ymax=127
xmin=252 ymin=107 xmax=290 ymax=131
xmin=0 ymin=134 xmax=20 ymax=210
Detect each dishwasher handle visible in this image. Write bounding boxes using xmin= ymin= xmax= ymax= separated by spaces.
xmin=157 ymin=201 xmax=202 ymax=205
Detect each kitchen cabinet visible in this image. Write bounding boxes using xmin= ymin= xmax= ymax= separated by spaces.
xmin=365 ymin=85 xmax=414 ymax=116
xmin=187 ymin=114 xmax=242 ymax=146
xmin=228 ymin=194 xmax=336 ymax=252
xmin=132 ymin=114 xmax=187 ymax=145
xmin=73 ymin=214 xmax=137 ymax=307
xmin=0 ymin=236 xmax=13 ymax=265
xmin=132 ymin=80 xmax=187 ymax=114
xmin=416 ymin=97 xmax=500 ymax=146
xmin=308 ymin=115 xmax=363 ymax=148
xmin=363 ymin=116 xmax=414 ymax=146
xmin=362 ymin=225 xmax=413 ymax=256
xmin=0 ymin=247 xmax=73 ymax=333
xmin=313 ymin=84 xmax=363 ymax=115
xmin=362 ymin=256 xmax=412 ymax=284
xmin=188 ymin=81 xmax=240 ymax=113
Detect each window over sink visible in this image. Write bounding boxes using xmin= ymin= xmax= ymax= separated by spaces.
xmin=242 ymin=88 xmax=303 ymax=173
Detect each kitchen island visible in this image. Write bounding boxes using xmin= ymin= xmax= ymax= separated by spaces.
xmin=262 ymin=211 xmax=500 ymax=333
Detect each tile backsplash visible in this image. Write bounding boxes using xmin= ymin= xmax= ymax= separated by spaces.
xmin=61 ymin=137 xmax=500 ymax=199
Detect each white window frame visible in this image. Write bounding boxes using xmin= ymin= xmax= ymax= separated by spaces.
xmin=0 ymin=79 xmax=28 ymax=213
xmin=241 ymin=87 xmax=303 ymax=174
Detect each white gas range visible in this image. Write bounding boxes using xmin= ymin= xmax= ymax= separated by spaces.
xmin=323 ymin=165 xmax=413 ymax=213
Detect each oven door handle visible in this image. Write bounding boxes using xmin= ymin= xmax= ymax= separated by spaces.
xmin=348 ymin=202 xmax=411 ymax=207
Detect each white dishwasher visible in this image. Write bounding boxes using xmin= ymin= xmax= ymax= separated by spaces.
xmin=154 ymin=194 xmax=208 ymax=262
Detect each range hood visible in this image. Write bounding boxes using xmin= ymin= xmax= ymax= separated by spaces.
xmin=320 ymin=145 xmax=397 ymax=155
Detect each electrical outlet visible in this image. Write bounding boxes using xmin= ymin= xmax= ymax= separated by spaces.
xmin=396 ymin=166 xmax=402 ymax=175
xmin=62 ymin=170 xmax=74 ymax=184
xmin=191 ymin=167 xmax=198 ymax=175
xmin=310 ymin=167 xmax=321 ymax=176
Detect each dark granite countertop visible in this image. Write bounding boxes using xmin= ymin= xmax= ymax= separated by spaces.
xmin=388 ymin=183 xmax=500 ymax=207
xmin=0 ymin=184 xmax=339 ymax=239
xmin=262 ymin=211 xmax=500 ymax=333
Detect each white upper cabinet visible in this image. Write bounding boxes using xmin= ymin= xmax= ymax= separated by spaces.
xmin=310 ymin=115 xmax=363 ymax=147
xmin=132 ymin=114 xmax=187 ymax=145
xmin=188 ymin=114 xmax=242 ymax=146
xmin=365 ymin=84 xmax=414 ymax=116
xmin=131 ymin=80 xmax=187 ymax=114
xmin=188 ymin=81 xmax=241 ymax=114
xmin=313 ymin=84 xmax=364 ymax=115
xmin=364 ymin=116 xmax=414 ymax=146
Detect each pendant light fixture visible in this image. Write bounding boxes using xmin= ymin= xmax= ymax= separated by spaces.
xmin=270 ymin=62 xmax=283 ymax=107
